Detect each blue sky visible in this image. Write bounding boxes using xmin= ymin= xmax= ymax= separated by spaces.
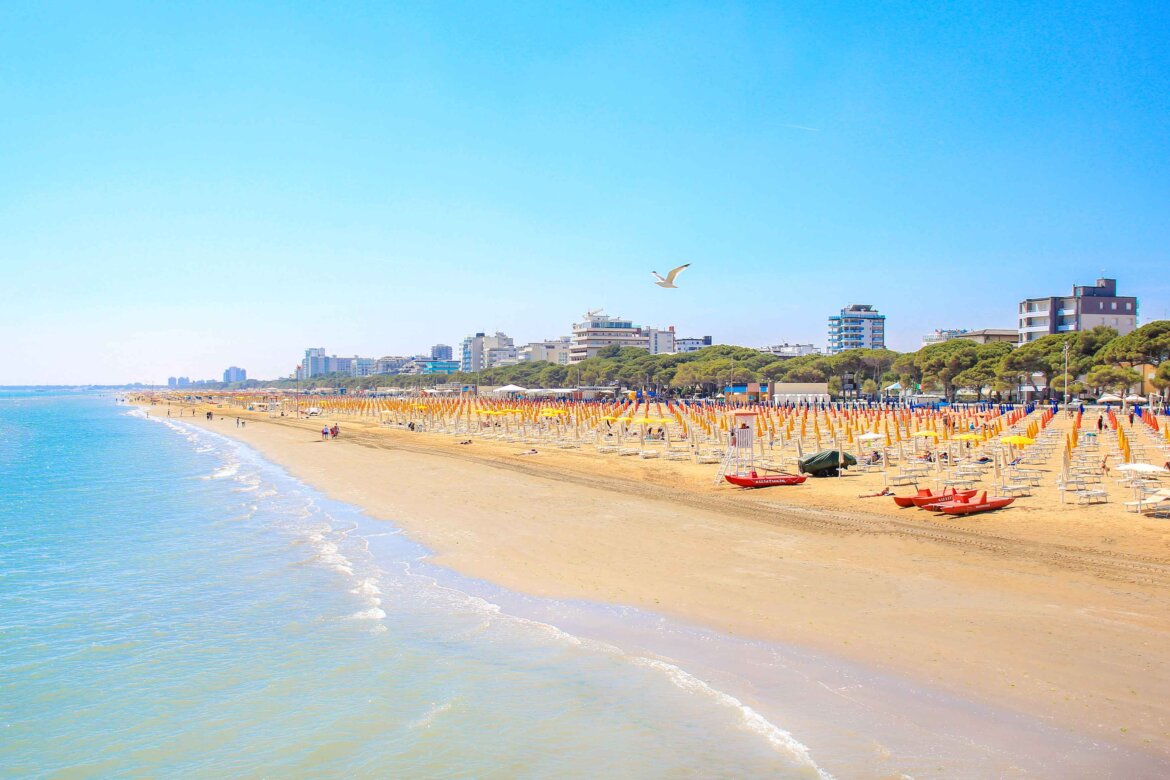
xmin=2 ymin=1 xmax=1168 ymax=383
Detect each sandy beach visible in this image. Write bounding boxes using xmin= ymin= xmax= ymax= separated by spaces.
xmin=155 ymin=401 xmax=1170 ymax=762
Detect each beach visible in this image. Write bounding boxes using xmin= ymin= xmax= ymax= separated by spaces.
xmin=159 ymin=401 xmax=1170 ymax=764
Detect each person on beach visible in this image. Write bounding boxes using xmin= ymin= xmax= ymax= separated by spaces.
xmin=1101 ymin=454 xmax=1111 ymax=476
xmin=1097 ymin=415 xmax=1104 ymax=432
xmin=322 ymin=426 xmax=329 ymax=441
xmin=235 ymin=417 xmax=240 ymax=427
xmin=330 ymin=424 xmax=339 ymax=439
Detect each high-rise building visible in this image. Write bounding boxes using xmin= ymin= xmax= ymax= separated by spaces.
xmin=431 ymin=344 xmax=453 ymax=361
xmin=827 ymin=305 xmax=886 ymax=354
xmin=674 ymin=336 xmax=713 ymax=353
xmin=223 ymin=366 xmax=247 ymax=383
xmin=1017 ymin=278 xmax=1138 ymax=344
xmin=569 ymin=310 xmax=649 ymax=362
xmin=460 ymin=332 xmax=515 ymax=372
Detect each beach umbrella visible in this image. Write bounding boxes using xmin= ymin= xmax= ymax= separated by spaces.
xmin=858 ymin=432 xmax=883 ymax=441
xmin=1124 ymin=394 xmax=1146 ymax=403
xmin=1001 ymin=435 xmax=1034 ymax=446
xmin=1098 ymin=393 xmax=1123 ymax=404
xmin=1115 ymin=463 xmax=1166 ymax=475
xmin=911 ymin=431 xmax=939 ymax=438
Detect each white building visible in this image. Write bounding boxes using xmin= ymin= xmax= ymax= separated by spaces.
xmin=921 ymin=329 xmax=969 ymax=349
xmin=569 ymin=310 xmax=648 ymax=362
xmin=674 ymin=336 xmax=713 ymax=353
xmin=222 ymin=366 xmax=247 ymax=383
xmin=460 ymin=332 xmax=515 ymax=372
xmin=759 ymin=343 xmax=821 ymax=359
xmin=827 ymin=305 xmax=886 ymax=354
xmin=521 ymin=337 xmax=573 ymax=365
xmin=644 ymin=327 xmax=676 ymax=355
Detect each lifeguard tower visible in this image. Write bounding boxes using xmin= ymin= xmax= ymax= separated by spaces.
xmin=715 ymin=409 xmax=807 ymax=487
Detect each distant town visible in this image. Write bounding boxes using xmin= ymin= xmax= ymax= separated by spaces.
xmin=172 ymin=276 xmax=1141 ymax=391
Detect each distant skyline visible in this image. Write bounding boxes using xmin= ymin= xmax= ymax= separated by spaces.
xmin=2 ymin=3 xmax=1168 ymax=384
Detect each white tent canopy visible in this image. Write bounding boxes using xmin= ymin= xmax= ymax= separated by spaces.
xmin=1098 ymin=393 xmax=1124 ymax=403
xmin=492 ymin=384 xmax=528 ymax=394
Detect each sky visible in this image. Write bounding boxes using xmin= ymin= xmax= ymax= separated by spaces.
xmin=1 ymin=1 xmax=1168 ymax=384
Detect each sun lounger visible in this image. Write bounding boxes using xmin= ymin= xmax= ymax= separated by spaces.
xmin=1124 ymin=489 xmax=1170 ymax=513
xmin=1076 ymin=488 xmax=1109 ymax=505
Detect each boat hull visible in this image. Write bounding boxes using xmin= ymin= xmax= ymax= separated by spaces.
xmin=936 ymin=498 xmax=1015 ymax=515
xmin=725 ymin=473 xmax=807 ymax=488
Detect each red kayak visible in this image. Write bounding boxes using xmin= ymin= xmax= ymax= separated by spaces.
xmin=725 ymin=471 xmax=807 ymax=488
xmin=934 ymin=491 xmax=1015 ymax=515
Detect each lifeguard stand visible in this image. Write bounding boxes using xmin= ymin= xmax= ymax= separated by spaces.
xmin=715 ymin=410 xmax=758 ymax=482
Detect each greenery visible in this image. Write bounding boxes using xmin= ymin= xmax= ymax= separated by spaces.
xmin=225 ymin=321 xmax=1170 ymax=401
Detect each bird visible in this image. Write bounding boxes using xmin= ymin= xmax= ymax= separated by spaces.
xmin=652 ymin=263 xmax=690 ymax=288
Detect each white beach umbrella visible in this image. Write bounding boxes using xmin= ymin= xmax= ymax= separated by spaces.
xmin=1097 ymin=393 xmax=1124 ymax=403
xmin=1124 ymin=394 xmax=1146 ymax=403
xmin=1116 ymin=463 xmax=1166 ymax=475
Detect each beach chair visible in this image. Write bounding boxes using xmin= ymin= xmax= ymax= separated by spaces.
xmin=1124 ymin=488 xmax=1170 ymax=514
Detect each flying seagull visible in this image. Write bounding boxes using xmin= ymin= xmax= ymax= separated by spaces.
xmin=652 ymin=263 xmax=690 ymax=288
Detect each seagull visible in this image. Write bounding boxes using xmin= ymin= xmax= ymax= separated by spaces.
xmin=652 ymin=263 xmax=690 ymax=288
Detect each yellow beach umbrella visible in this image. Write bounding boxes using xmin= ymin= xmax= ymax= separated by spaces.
xmin=1001 ymin=435 xmax=1034 ymax=446
xmin=911 ymin=431 xmax=939 ymax=438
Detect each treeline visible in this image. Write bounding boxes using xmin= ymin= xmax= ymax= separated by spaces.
xmin=255 ymin=322 xmax=1170 ymax=401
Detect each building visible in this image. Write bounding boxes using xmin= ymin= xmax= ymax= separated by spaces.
xmin=373 ymin=356 xmax=409 ymax=375
xmin=674 ymin=336 xmax=713 ymax=353
xmin=299 ymin=349 xmax=379 ymax=378
xmin=431 ymin=344 xmax=453 ymax=361
xmin=569 ymin=310 xmax=648 ymax=362
xmin=521 ymin=337 xmax=573 ymax=365
xmin=644 ymin=327 xmax=676 ymax=355
xmin=300 ymin=348 xmax=328 ymax=379
xmin=1018 ymin=278 xmax=1138 ymax=344
xmin=167 ymin=376 xmax=191 ymax=388
xmin=223 ymin=366 xmax=247 ymax=383
xmin=460 ymin=332 xmax=515 ymax=372
xmin=759 ymin=343 xmax=821 ymax=359
xmin=958 ymin=328 xmax=1018 ymax=345
xmin=422 ymin=360 xmax=460 ymax=374
xmin=921 ymin=329 xmax=969 ymax=349
xmin=827 ymin=305 xmax=886 ymax=354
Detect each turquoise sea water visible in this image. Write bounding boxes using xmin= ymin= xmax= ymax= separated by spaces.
xmin=1 ymin=393 xmax=1163 ymax=778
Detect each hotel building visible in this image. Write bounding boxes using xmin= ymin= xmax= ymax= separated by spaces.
xmin=827 ymin=305 xmax=886 ymax=354
xmin=1017 ymin=278 xmax=1138 ymax=343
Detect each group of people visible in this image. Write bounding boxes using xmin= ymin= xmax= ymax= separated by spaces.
xmin=321 ymin=424 xmax=340 ymax=440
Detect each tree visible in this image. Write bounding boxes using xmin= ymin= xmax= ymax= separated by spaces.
xmin=914 ymin=340 xmax=980 ymax=401
xmin=1102 ymin=321 xmax=1170 ymax=368
xmin=1083 ymin=365 xmax=1141 ymax=396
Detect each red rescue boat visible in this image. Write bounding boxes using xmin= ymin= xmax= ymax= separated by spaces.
xmin=916 ymin=489 xmax=978 ymax=509
xmin=724 ymin=471 xmax=807 ymax=488
xmin=934 ymin=491 xmax=1016 ymax=515
xmin=893 ymin=488 xmax=933 ymax=508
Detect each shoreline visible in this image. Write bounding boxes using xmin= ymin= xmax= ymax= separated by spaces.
xmin=145 ymin=401 xmax=1170 ymax=764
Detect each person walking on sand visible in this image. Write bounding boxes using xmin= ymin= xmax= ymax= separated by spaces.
xmin=1097 ymin=415 xmax=1104 ymax=432
xmin=322 ymin=426 xmax=329 ymax=441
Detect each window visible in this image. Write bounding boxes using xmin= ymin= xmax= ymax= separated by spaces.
xmin=1126 ymin=302 xmax=1132 ymax=311
xmin=1111 ymin=302 xmax=1117 ymax=310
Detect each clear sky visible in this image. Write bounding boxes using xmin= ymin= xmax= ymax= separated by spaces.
xmin=2 ymin=2 xmax=1168 ymax=384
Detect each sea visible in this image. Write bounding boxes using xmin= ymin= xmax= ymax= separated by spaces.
xmin=1 ymin=392 xmax=1162 ymax=779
